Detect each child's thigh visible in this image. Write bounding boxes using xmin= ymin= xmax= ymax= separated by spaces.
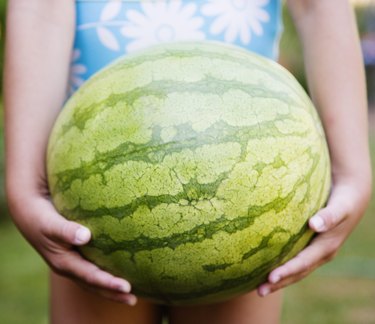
xmin=50 ymin=272 xmax=163 ymax=324
xmin=168 ymin=290 xmax=283 ymax=324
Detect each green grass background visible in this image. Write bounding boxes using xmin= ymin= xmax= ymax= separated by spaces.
xmin=1 ymin=2 xmax=375 ymax=323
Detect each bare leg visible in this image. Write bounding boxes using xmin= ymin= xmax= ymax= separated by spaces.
xmin=168 ymin=290 xmax=283 ymax=324
xmin=50 ymin=272 xmax=164 ymax=324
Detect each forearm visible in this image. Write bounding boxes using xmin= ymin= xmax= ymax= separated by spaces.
xmin=4 ymin=0 xmax=75 ymax=201
xmin=287 ymin=0 xmax=371 ymax=192
xmin=257 ymin=1 xmax=372 ymax=296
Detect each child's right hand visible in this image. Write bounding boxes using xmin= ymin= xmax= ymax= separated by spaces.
xmin=7 ymin=189 xmax=137 ymax=305
xmin=4 ymin=0 xmax=135 ymax=307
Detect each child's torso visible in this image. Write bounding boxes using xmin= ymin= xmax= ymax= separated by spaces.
xmin=70 ymin=0 xmax=282 ymax=93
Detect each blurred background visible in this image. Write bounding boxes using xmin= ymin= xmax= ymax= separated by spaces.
xmin=0 ymin=1 xmax=374 ymax=323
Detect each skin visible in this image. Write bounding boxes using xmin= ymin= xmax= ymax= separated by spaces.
xmin=4 ymin=0 xmax=371 ymax=323
xmin=257 ymin=0 xmax=372 ymax=297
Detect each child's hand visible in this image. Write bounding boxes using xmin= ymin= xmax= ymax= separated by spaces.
xmin=257 ymin=175 xmax=371 ymax=297
xmin=8 ymin=191 xmax=137 ymax=305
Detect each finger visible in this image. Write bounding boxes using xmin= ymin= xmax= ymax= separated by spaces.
xmin=99 ymin=291 xmax=137 ymax=305
xmin=258 ymin=238 xmax=336 ymax=296
xmin=270 ymin=238 xmax=335 ymax=282
xmin=41 ymin=202 xmax=91 ymax=246
xmin=77 ymin=282 xmax=138 ymax=305
xmin=52 ymin=250 xmax=133 ymax=294
xmin=258 ymin=271 xmax=307 ymax=297
xmin=309 ymin=198 xmax=348 ymax=233
xmin=96 ymin=289 xmax=137 ymax=305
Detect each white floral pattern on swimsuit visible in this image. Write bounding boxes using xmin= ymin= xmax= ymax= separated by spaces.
xmin=69 ymin=49 xmax=87 ymax=94
xmin=122 ymin=0 xmax=205 ymax=52
xmin=201 ymin=0 xmax=270 ymax=44
xmin=71 ymin=0 xmax=282 ymax=93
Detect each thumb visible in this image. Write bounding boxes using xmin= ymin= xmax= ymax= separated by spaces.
xmin=309 ymin=200 xmax=347 ymax=233
xmin=42 ymin=202 xmax=91 ymax=246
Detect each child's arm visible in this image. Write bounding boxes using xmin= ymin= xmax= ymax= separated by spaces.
xmin=258 ymin=0 xmax=372 ymax=296
xmin=4 ymin=0 xmax=135 ymax=305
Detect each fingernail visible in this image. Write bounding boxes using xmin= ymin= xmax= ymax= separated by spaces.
xmin=310 ymin=215 xmax=325 ymax=232
xmin=125 ymin=295 xmax=137 ymax=306
xmin=270 ymin=274 xmax=281 ymax=284
xmin=75 ymin=227 xmax=91 ymax=244
xmin=117 ymin=282 xmax=131 ymax=293
xmin=259 ymin=286 xmax=270 ymax=297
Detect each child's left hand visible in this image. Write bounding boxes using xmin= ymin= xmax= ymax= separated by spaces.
xmin=259 ymin=0 xmax=373 ymax=298
xmin=257 ymin=174 xmax=372 ymax=297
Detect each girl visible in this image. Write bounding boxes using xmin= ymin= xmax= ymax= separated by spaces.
xmin=4 ymin=0 xmax=371 ymax=323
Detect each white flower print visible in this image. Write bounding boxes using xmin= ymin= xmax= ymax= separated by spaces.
xmin=202 ymin=0 xmax=270 ymax=45
xmin=77 ymin=0 xmax=125 ymax=52
xmin=69 ymin=49 xmax=87 ymax=94
xmin=97 ymin=0 xmax=123 ymax=51
xmin=121 ymin=0 xmax=205 ymax=53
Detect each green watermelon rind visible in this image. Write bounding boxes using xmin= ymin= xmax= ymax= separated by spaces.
xmin=47 ymin=42 xmax=331 ymax=305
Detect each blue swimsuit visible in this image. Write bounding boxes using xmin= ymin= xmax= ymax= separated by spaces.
xmin=70 ymin=0 xmax=282 ymax=93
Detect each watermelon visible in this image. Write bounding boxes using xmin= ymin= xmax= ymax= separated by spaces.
xmin=47 ymin=42 xmax=331 ymax=305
